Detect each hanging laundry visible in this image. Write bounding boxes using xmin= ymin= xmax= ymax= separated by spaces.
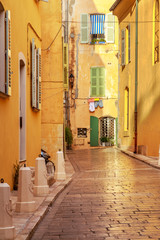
xmin=88 ymin=98 xmax=94 ymax=103
xmin=94 ymin=101 xmax=99 ymax=108
xmin=89 ymin=102 xmax=95 ymax=112
xmin=99 ymin=100 xmax=103 ymax=108
xmin=94 ymin=98 xmax=99 ymax=102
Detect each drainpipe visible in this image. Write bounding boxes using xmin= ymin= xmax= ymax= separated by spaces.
xmin=134 ymin=0 xmax=138 ymax=153
xmin=75 ymin=34 xmax=80 ymax=99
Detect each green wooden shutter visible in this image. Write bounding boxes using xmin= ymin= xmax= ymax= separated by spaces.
xmin=32 ymin=38 xmax=36 ymax=108
xmin=91 ymin=68 xmax=97 ymax=97
xmin=91 ymin=67 xmax=105 ymax=97
xmin=98 ymin=68 xmax=105 ymax=97
xmin=5 ymin=10 xmax=11 ymax=96
xmin=121 ymin=29 xmax=125 ymax=66
xmin=106 ymin=13 xmax=115 ymax=43
xmin=37 ymin=48 xmax=41 ymax=110
xmin=81 ymin=14 xmax=88 ymax=43
xmin=63 ymin=43 xmax=68 ymax=90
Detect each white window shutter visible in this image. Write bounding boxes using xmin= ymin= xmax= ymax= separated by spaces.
xmin=106 ymin=13 xmax=115 ymax=43
xmin=81 ymin=14 xmax=88 ymax=43
xmin=32 ymin=39 xmax=36 ymax=108
xmin=37 ymin=48 xmax=41 ymax=110
xmin=5 ymin=10 xmax=11 ymax=96
xmin=121 ymin=29 xmax=125 ymax=66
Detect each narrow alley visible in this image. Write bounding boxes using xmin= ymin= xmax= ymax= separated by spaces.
xmin=31 ymin=148 xmax=160 ymax=239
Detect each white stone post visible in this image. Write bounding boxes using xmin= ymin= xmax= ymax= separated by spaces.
xmin=0 ymin=180 xmax=15 ymax=240
xmin=16 ymin=167 xmax=35 ymax=212
xmin=55 ymin=149 xmax=66 ymax=180
xmin=33 ymin=157 xmax=49 ymax=196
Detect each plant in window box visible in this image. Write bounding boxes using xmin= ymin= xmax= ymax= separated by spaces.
xmin=91 ymin=39 xmax=98 ymax=44
xmin=99 ymin=38 xmax=106 ymax=44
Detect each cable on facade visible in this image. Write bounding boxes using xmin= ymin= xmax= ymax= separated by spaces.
xmin=42 ymin=24 xmax=65 ymax=51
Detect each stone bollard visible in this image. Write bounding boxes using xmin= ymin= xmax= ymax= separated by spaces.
xmin=55 ymin=149 xmax=66 ymax=180
xmin=33 ymin=157 xmax=49 ymax=196
xmin=16 ymin=167 xmax=35 ymax=212
xmin=0 ymin=179 xmax=15 ymax=240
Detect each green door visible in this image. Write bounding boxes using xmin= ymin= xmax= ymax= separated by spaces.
xmin=90 ymin=116 xmax=99 ymax=146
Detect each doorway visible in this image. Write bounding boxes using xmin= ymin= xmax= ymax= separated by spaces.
xmin=19 ymin=58 xmax=26 ymax=161
xmin=90 ymin=116 xmax=99 ymax=146
xmin=100 ymin=117 xmax=116 ymax=143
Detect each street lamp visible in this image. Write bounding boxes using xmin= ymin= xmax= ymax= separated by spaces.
xmin=69 ymin=73 xmax=74 ymax=88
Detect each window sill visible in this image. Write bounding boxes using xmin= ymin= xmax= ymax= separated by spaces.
xmin=90 ymin=42 xmax=106 ymax=45
xmin=0 ymin=91 xmax=10 ymax=98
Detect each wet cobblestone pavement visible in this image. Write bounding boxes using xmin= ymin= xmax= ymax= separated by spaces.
xmin=31 ymin=148 xmax=160 ymax=240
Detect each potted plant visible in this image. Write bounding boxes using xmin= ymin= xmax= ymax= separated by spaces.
xmin=65 ymin=127 xmax=73 ymax=150
xmin=100 ymin=136 xmax=108 ymax=146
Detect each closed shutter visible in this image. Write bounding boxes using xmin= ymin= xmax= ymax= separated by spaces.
xmin=98 ymin=68 xmax=105 ymax=97
xmin=121 ymin=29 xmax=125 ymax=66
xmin=128 ymin=24 xmax=131 ymax=62
xmin=37 ymin=48 xmax=41 ymax=110
xmin=91 ymin=68 xmax=97 ymax=97
xmin=91 ymin=67 xmax=105 ymax=97
xmin=81 ymin=14 xmax=88 ymax=43
xmin=5 ymin=10 xmax=11 ymax=96
xmin=106 ymin=13 xmax=115 ymax=43
xmin=63 ymin=43 xmax=68 ymax=90
xmin=32 ymin=38 xmax=36 ymax=108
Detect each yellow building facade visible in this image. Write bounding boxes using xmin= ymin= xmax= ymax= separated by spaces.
xmin=67 ymin=0 xmax=119 ymax=148
xmin=111 ymin=0 xmax=160 ymax=156
xmin=0 ymin=0 xmax=42 ymax=187
xmin=40 ymin=0 xmax=64 ymax=164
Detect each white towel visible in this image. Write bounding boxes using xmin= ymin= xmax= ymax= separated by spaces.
xmin=89 ymin=102 xmax=95 ymax=112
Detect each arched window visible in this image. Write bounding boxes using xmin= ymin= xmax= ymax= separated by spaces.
xmin=155 ymin=0 xmax=159 ymax=64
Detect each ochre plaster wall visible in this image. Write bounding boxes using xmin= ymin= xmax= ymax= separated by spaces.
xmin=113 ymin=0 xmax=160 ymax=156
xmin=0 ymin=0 xmax=41 ymax=188
xmin=40 ymin=0 xmax=64 ymax=164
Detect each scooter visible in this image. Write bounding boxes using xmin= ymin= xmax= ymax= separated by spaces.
xmin=39 ymin=149 xmax=55 ymax=175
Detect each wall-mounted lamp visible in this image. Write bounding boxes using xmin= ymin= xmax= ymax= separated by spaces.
xmin=69 ymin=73 xmax=74 ymax=88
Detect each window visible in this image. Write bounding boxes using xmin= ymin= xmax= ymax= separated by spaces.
xmin=31 ymin=39 xmax=41 ymax=110
xmin=90 ymin=67 xmax=105 ymax=97
xmin=0 ymin=7 xmax=11 ymax=97
xmin=154 ymin=0 xmax=159 ymax=64
xmin=77 ymin=128 xmax=87 ymax=138
xmin=80 ymin=13 xmax=115 ymax=44
xmin=124 ymin=87 xmax=129 ymax=131
xmin=90 ymin=14 xmax=105 ymax=41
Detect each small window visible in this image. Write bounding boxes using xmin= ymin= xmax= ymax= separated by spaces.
xmin=77 ymin=128 xmax=87 ymax=138
xmin=90 ymin=14 xmax=105 ymax=42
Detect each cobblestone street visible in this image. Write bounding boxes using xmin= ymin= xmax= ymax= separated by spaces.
xmin=31 ymin=148 xmax=160 ymax=240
